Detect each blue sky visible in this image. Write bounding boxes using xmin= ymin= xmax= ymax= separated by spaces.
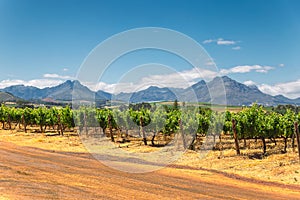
xmin=0 ymin=0 xmax=300 ymax=98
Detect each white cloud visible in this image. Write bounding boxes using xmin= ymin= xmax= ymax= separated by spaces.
xmin=140 ymin=68 xmax=217 ymax=88
xmin=0 ymin=73 xmax=75 ymax=89
xmin=279 ymin=64 xmax=285 ymax=67
xmin=0 ymin=68 xmax=218 ymax=94
xmin=87 ymin=75 xmax=300 ymax=99
xmin=81 ymin=68 xmax=218 ymax=94
xmin=43 ymin=73 xmax=74 ymax=80
xmin=82 ymin=81 xmax=117 ymax=93
xmin=242 ymin=79 xmax=300 ymax=99
xmin=258 ymin=80 xmax=300 ymax=99
xmin=203 ymin=39 xmax=214 ymax=44
xmin=220 ymin=65 xmax=274 ymax=75
xmin=217 ymin=38 xmax=236 ymax=45
xmin=243 ymin=80 xmax=256 ymax=86
xmin=232 ymin=46 xmax=241 ymax=50
xmin=63 ymin=68 xmax=69 ymax=71
xmin=1 ymin=69 xmax=299 ymax=99
xmin=0 ymin=79 xmax=63 ymax=89
xmin=205 ymin=61 xmax=216 ymax=66
xmin=203 ymin=38 xmax=239 ymax=46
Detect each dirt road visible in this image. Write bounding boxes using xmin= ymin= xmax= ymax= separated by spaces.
xmin=0 ymin=141 xmax=299 ymax=200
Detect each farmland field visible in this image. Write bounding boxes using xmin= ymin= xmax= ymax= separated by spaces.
xmin=1 ymin=129 xmax=300 ymax=199
xmin=2 ymin=1 xmax=300 ymax=199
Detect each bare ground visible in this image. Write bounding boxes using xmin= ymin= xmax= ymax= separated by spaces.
xmin=1 ymin=130 xmax=300 ymax=199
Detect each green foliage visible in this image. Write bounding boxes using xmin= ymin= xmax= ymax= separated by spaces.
xmin=33 ymin=107 xmax=47 ymax=132
xmin=0 ymin=104 xmax=8 ymax=126
xmin=173 ymin=99 xmax=179 ymax=110
xmin=59 ymin=106 xmax=75 ymax=129
xmin=196 ymin=111 xmax=210 ymax=136
xmin=0 ymin=105 xmax=75 ymax=133
xmin=1 ymin=102 xmax=300 ymax=154
xmin=164 ymin=109 xmax=181 ymax=134
xmin=129 ymin=103 xmax=151 ymax=111
xmin=223 ymin=111 xmax=232 ymax=133
xmin=278 ymin=109 xmax=295 ymax=138
xmin=96 ymin=108 xmax=117 ymax=130
xmin=129 ymin=108 xmax=151 ymax=127
xmin=146 ymin=106 xmax=166 ymax=133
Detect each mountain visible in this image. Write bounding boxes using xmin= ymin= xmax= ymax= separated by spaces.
xmin=96 ymin=90 xmax=112 ymax=101
xmin=179 ymin=80 xmax=209 ymax=102
xmin=131 ymin=86 xmax=177 ymax=102
xmin=45 ymin=80 xmax=95 ymax=101
xmin=219 ymin=77 xmax=300 ymax=106
xmin=1 ymin=80 xmax=102 ymax=102
xmin=210 ymin=76 xmax=275 ymax=106
xmin=114 ymin=76 xmax=300 ymax=106
xmin=1 ymin=77 xmax=300 ymax=106
xmin=184 ymin=76 xmax=300 ymax=106
xmin=273 ymin=95 xmax=294 ymax=105
xmin=2 ymin=85 xmax=44 ymax=100
xmin=295 ymin=97 xmax=300 ymax=104
xmin=0 ymin=91 xmax=22 ymax=102
xmin=115 ymin=86 xmax=177 ymax=103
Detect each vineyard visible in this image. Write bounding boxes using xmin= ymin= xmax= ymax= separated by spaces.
xmin=0 ymin=103 xmax=300 ymax=158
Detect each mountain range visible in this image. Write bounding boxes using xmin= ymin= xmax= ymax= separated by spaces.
xmin=0 ymin=91 xmax=22 ymax=102
xmin=1 ymin=76 xmax=300 ymax=106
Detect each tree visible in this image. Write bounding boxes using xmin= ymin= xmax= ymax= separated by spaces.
xmin=113 ymin=109 xmax=131 ymax=138
xmin=223 ymin=111 xmax=232 ymax=134
xmin=96 ymin=108 xmax=110 ymax=135
xmin=173 ymin=99 xmax=179 ymax=110
xmin=209 ymin=112 xmax=224 ymax=145
xmin=33 ymin=107 xmax=47 ymax=133
xmin=180 ymin=107 xmax=198 ymax=150
xmin=278 ymin=109 xmax=295 ymax=153
xmin=22 ymin=107 xmax=33 ymax=133
xmin=96 ymin=108 xmax=117 ymax=141
xmin=129 ymin=108 xmax=151 ymax=145
xmin=146 ymin=107 xmax=166 ymax=146
xmin=55 ymin=106 xmax=75 ymax=136
xmin=0 ymin=104 xmax=8 ymax=129
xmin=46 ymin=107 xmax=58 ymax=132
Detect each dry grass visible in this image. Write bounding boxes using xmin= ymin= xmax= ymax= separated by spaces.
xmin=176 ymin=135 xmax=300 ymax=186
xmin=0 ymin=129 xmax=85 ymax=153
xmin=1 ymin=128 xmax=299 ymax=186
xmin=176 ymin=149 xmax=300 ymax=185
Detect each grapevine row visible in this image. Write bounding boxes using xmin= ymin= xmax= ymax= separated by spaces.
xmin=1 ymin=103 xmax=300 ymax=155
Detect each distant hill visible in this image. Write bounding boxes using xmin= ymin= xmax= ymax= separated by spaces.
xmin=1 ymin=77 xmax=300 ymax=106
xmin=115 ymin=86 xmax=177 ymax=103
xmin=0 ymin=91 xmax=22 ymax=102
xmin=204 ymin=76 xmax=300 ymax=106
xmin=96 ymin=90 xmax=112 ymax=101
xmin=1 ymin=80 xmax=107 ymax=102
xmin=2 ymin=85 xmax=44 ymax=100
xmin=208 ymin=76 xmax=276 ymax=106
xmin=114 ymin=76 xmax=300 ymax=106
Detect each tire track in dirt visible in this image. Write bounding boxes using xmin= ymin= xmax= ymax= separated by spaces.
xmin=0 ymin=141 xmax=299 ymax=200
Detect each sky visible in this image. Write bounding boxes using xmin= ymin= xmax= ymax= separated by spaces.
xmin=0 ymin=0 xmax=300 ymax=98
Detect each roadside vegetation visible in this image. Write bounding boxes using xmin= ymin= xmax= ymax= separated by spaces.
xmin=1 ymin=102 xmax=300 ymax=185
